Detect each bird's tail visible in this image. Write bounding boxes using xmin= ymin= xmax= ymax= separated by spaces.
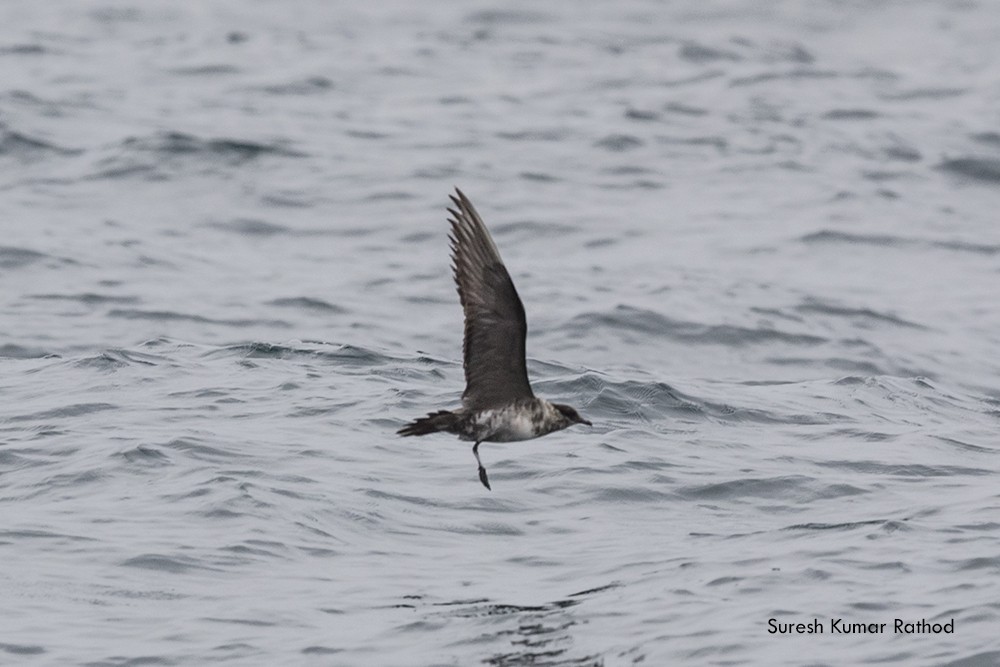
xmin=397 ymin=410 xmax=460 ymax=437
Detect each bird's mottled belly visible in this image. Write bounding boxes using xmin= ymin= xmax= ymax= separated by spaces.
xmin=475 ymin=408 xmax=540 ymax=442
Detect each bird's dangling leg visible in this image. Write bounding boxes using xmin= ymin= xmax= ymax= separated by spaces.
xmin=473 ymin=441 xmax=491 ymax=491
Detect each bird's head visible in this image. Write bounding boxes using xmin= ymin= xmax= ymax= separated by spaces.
xmin=554 ymin=403 xmax=592 ymax=427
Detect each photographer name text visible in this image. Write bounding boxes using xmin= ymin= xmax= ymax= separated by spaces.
xmin=768 ymin=618 xmax=954 ymax=635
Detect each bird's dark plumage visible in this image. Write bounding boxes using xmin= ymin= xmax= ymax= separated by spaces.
xmin=448 ymin=190 xmax=534 ymax=410
xmin=398 ymin=189 xmax=591 ymax=489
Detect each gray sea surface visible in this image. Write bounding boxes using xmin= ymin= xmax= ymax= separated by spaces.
xmin=3 ymin=1 xmax=1000 ymax=665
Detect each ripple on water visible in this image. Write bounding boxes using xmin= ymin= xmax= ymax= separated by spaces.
xmin=108 ymin=308 xmax=291 ymax=329
xmin=206 ymin=341 xmax=391 ymax=366
xmin=9 ymin=402 xmax=117 ymax=422
xmin=794 ymin=297 xmax=927 ymax=330
xmin=28 ymin=292 xmax=140 ymax=305
xmin=266 ymin=297 xmax=347 ymax=314
xmin=801 ymin=230 xmax=1000 ymax=255
xmin=119 ymin=445 xmax=172 ymax=467
xmin=121 ymin=554 xmax=219 ymax=574
xmin=0 ymin=246 xmax=75 ymax=269
xmin=89 ymin=131 xmax=306 ymax=180
xmin=937 ymin=157 xmax=1000 ymax=184
xmin=160 ymin=437 xmax=241 ymax=462
xmin=0 ymin=344 xmax=54 ymax=359
xmin=0 ymin=642 xmax=45 ymax=657
xmin=391 ymin=586 xmax=616 ymax=666
xmin=567 ymin=305 xmax=828 ymax=347
xmin=0 ymin=124 xmax=79 ymax=161
xmin=73 ymin=349 xmax=162 ymax=369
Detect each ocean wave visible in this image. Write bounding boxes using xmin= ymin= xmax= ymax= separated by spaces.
xmin=568 ymin=305 xmax=827 ymax=346
xmin=937 ymin=157 xmax=1000 ymax=184
xmin=88 ymin=131 xmax=306 ymax=180
xmin=0 ymin=246 xmax=76 ymax=269
xmin=266 ymin=297 xmax=347 ymax=313
xmin=0 ymin=344 xmax=54 ymax=359
xmin=0 ymin=123 xmax=78 ymax=161
xmin=108 ymin=309 xmax=291 ymax=328
xmin=800 ymin=230 xmax=1000 ymax=255
xmin=8 ymin=402 xmax=117 ymax=422
xmin=794 ymin=297 xmax=927 ymax=329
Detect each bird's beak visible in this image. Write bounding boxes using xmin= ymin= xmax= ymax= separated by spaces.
xmin=579 ymin=417 xmax=592 ymax=426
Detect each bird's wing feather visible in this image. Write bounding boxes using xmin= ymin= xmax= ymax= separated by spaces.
xmin=448 ymin=189 xmax=534 ymax=409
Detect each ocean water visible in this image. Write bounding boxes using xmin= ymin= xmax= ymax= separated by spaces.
xmin=2 ymin=1 xmax=1000 ymax=665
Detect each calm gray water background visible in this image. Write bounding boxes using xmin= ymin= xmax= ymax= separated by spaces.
xmin=3 ymin=1 xmax=1000 ymax=665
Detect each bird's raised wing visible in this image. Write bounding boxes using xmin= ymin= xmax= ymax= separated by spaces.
xmin=448 ymin=189 xmax=534 ymax=410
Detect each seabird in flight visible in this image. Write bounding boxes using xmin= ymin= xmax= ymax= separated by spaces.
xmin=398 ymin=189 xmax=591 ymax=490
